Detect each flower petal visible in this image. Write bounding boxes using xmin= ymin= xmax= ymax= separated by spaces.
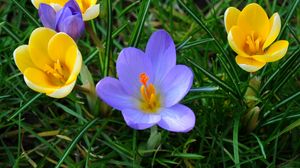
xmin=237 ymin=3 xmax=270 ymax=40
xmin=263 ymin=13 xmax=281 ymax=49
xmin=48 ymin=32 xmax=77 ymax=61
xmin=116 ymin=47 xmax=153 ymax=96
xmin=224 ymin=7 xmax=241 ymax=33
xmin=55 ymin=5 xmax=72 ymax=29
xmin=46 ymin=80 xmax=76 ymax=98
xmin=82 ymin=4 xmax=100 ymax=21
xmin=28 ymin=27 xmax=56 ymax=70
xmin=38 ymin=3 xmax=56 ymax=29
xmin=48 ymin=32 xmax=81 ymax=84
xmin=228 ymin=26 xmax=249 ymax=57
xmin=96 ymin=77 xmax=139 ymax=110
xmin=24 ymin=67 xmax=58 ymax=94
xmin=57 ymin=15 xmax=84 ymax=40
xmin=32 ymin=0 xmax=50 ymax=8
xmin=145 ymin=30 xmax=176 ymax=84
xmin=121 ymin=109 xmax=161 ymax=130
xmin=159 ymin=65 xmax=193 ymax=107
xmin=253 ymin=40 xmax=288 ymax=62
xmin=13 ymin=45 xmax=36 ymax=74
xmin=235 ymin=55 xmax=266 ymax=72
xmin=158 ymin=104 xmax=195 ymax=132
xmin=64 ymin=0 xmax=81 ymax=13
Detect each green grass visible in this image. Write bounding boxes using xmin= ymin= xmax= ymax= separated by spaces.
xmin=1 ymin=0 xmax=300 ymax=167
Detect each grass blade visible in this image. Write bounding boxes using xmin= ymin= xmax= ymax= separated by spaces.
xmin=11 ymin=0 xmax=40 ymax=27
xmin=233 ymin=116 xmax=240 ymax=168
xmin=129 ymin=0 xmax=151 ymax=47
xmin=186 ymin=57 xmax=239 ymax=99
xmin=177 ymin=0 xmax=241 ymax=98
xmin=54 ymin=118 xmax=98 ymax=168
xmin=103 ymin=0 xmax=112 ymax=77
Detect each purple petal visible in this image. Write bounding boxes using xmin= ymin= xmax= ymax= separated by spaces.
xmin=159 ymin=65 xmax=193 ymax=107
xmin=55 ymin=6 xmax=72 ymax=30
xmin=145 ymin=30 xmax=176 ymax=84
xmin=122 ymin=109 xmax=161 ymax=130
xmin=116 ymin=47 xmax=153 ymax=97
xmin=57 ymin=15 xmax=84 ymax=40
xmin=96 ymin=77 xmax=139 ymax=110
xmin=64 ymin=0 xmax=82 ymax=14
xmin=158 ymin=104 xmax=195 ymax=132
xmin=38 ymin=4 xmax=56 ymax=29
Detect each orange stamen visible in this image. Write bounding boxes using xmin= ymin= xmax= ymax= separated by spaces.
xmin=139 ymin=73 xmax=149 ymax=86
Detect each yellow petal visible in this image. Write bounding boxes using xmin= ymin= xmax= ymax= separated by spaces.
xmin=29 ymin=28 xmax=56 ymax=70
xmin=48 ymin=32 xmax=77 ymax=61
xmin=253 ymin=40 xmax=288 ymax=62
xmin=24 ymin=67 xmax=58 ymax=94
xmin=13 ymin=45 xmax=36 ymax=74
xmin=82 ymin=4 xmax=100 ymax=21
xmin=224 ymin=7 xmax=241 ymax=33
xmin=50 ymin=0 xmax=68 ymax=6
xmin=228 ymin=26 xmax=249 ymax=57
xmin=263 ymin=13 xmax=281 ymax=49
xmin=235 ymin=55 xmax=266 ymax=72
xmin=237 ymin=3 xmax=269 ymax=40
xmin=65 ymin=47 xmax=82 ymax=84
xmin=47 ymin=80 xmax=76 ymax=98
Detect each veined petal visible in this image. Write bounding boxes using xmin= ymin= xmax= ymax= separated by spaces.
xmin=13 ymin=45 xmax=36 ymax=74
xmin=146 ymin=30 xmax=176 ymax=84
xmin=158 ymin=104 xmax=195 ymax=132
xmin=38 ymin=3 xmax=56 ymax=29
xmin=263 ymin=13 xmax=281 ymax=49
xmin=28 ymin=27 xmax=56 ymax=70
xmin=228 ymin=26 xmax=249 ymax=57
xmin=47 ymin=80 xmax=76 ymax=98
xmin=253 ymin=40 xmax=288 ymax=62
xmin=116 ymin=47 xmax=153 ymax=96
xmin=57 ymin=15 xmax=84 ymax=40
xmin=65 ymin=0 xmax=81 ymax=13
xmin=159 ymin=65 xmax=193 ymax=107
xmin=224 ymin=7 xmax=241 ymax=33
xmin=235 ymin=55 xmax=266 ymax=72
xmin=48 ymin=32 xmax=77 ymax=61
xmin=121 ymin=108 xmax=161 ymax=130
xmin=237 ymin=3 xmax=269 ymax=40
xmin=82 ymin=4 xmax=100 ymax=21
xmin=24 ymin=67 xmax=58 ymax=94
xmin=96 ymin=77 xmax=139 ymax=110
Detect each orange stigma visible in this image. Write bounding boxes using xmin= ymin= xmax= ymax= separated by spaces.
xmin=139 ymin=72 xmax=160 ymax=113
xmin=139 ymin=73 xmax=149 ymax=86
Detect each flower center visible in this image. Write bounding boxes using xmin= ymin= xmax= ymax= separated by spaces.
xmin=44 ymin=59 xmax=69 ymax=85
xmin=244 ymin=31 xmax=264 ymax=55
xmin=139 ymin=73 xmax=160 ymax=113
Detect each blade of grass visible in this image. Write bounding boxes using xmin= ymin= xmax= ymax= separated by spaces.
xmin=186 ymin=57 xmax=239 ymax=99
xmin=11 ymin=0 xmax=40 ymax=27
xmin=7 ymin=93 xmax=42 ymax=121
xmin=54 ymin=118 xmax=98 ymax=168
xmin=177 ymin=38 xmax=215 ymax=51
xmin=129 ymin=0 xmax=151 ymax=47
xmin=233 ymin=116 xmax=240 ymax=168
xmin=177 ymin=0 xmax=241 ymax=98
xmin=53 ymin=102 xmax=87 ymax=123
xmin=260 ymin=48 xmax=300 ymax=93
xmin=250 ymin=133 xmax=267 ymax=159
xmin=103 ymin=0 xmax=112 ymax=77
xmin=278 ymin=0 xmax=299 ymax=39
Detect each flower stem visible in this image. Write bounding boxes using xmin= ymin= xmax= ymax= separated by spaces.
xmin=74 ymin=85 xmax=90 ymax=94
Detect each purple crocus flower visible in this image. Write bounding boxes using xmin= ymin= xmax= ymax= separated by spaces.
xmin=96 ymin=30 xmax=195 ymax=132
xmin=38 ymin=0 xmax=84 ymax=40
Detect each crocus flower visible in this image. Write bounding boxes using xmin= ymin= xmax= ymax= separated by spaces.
xmin=39 ymin=0 xmax=84 ymax=40
xmin=224 ymin=3 xmax=289 ymax=72
xmin=96 ymin=30 xmax=195 ymax=132
xmin=32 ymin=0 xmax=100 ymax=21
xmin=13 ymin=27 xmax=82 ymax=98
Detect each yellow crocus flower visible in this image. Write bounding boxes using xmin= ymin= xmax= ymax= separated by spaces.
xmin=224 ymin=3 xmax=289 ymax=72
xmin=31 ymin=0 xmax=99 ymax=21
xmin=13 ymin=27 xmax=82 ymax=98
